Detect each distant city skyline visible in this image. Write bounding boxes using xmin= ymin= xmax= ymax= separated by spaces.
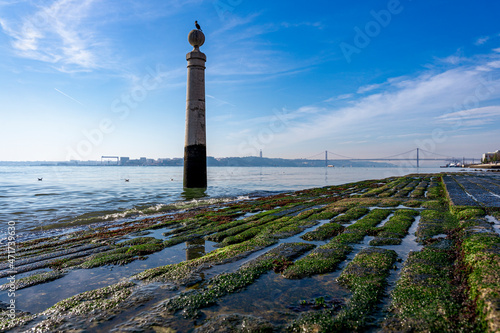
xmin=1 ymin=0 xmax=499 ymax=161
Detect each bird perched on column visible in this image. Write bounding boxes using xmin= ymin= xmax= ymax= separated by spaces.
xmin=195 ymin=20 xmax=202 ymax=31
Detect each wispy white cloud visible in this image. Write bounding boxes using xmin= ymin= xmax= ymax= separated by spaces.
xmin=438 ymin=55 xmax=464 ymax=65
xmin=280 ymin=21 xmax=324 ymax=29
xmin=207 ymin=94 xmax=236 ymax=107
xmin=0 ymin=0 xmax=202 ymax=73
xmin=474 ymin=32 xmax=500 ymax=46
xmin=230 ymin=50 xmax=500 ymax=153
xmin=0 ymin=0 xmax=22 ymax=6
xmin=0 ymin=0 xmax=101 ymax=71
xmin=357 ymin=83 xmax=383 ymax=94
xmin=211 ymin=12 xmax=262 ymax=36
xmin=436 ymin=106 xmax=500 ymax=127
xmin=475 ymin=36 xmax=490 ymax=45
xmin=209 ymin=12 xmax=324 ymax=79
xmin=325 ymin=93 xmax=354 ymax=102
xmin=54 ymin=88 xmax=84 ymax=105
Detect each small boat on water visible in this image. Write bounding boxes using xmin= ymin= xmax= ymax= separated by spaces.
xmin=440 ymin=163 xmax=463 ymax=168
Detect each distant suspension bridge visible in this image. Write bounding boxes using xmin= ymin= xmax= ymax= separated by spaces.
xmin=303 ymin=148 xmax=479 ymax=168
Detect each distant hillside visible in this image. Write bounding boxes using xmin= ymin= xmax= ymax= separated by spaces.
xmin=0 ymin=157 xmax=396 ymax=167
xmin=207 ymin=156 xmax=395 ymax=168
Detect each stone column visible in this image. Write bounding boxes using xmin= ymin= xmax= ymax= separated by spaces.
xmin=184 ymin=29 xmax=207 ymax=188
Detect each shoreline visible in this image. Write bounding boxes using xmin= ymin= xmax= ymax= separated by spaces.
xmin=2 ymin=166 xmax=461 ymax=236
xmin=466 ymin=163 xmax=500 ymax=169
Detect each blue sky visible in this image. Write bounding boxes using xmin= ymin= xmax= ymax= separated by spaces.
xmin=0 ymin=0 xmax=499 ymax=162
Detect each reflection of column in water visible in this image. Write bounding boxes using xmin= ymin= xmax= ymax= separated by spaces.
xmin=181 ymin=187 xmax=207 ymax=200
xmin=186 ymin=238 xmax=206 ymax=261
xmin=325 ymin=167 xmax=328 ymax=184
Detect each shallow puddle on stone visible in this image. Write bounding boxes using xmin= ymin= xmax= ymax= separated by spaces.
xmin=374 ymin=216 xmax=423 ymax=262
xmin=431 ymin=233 xmax=448 ymax=239
xmin=377 ymin=212 xmax=395 ymax=227
xmin=196 ymin=270 xmax=351 ymax=329
xmin=486 ymin=215 xmax=500 ymax=235
xmin=0 ymin=240 xmax=217 ymax=314
xmin=283 ymin=219 xmax=329 ymax=244
xmin=117 ymin=226 xmax=175 ymax=242
xmin=367 ymin=215 xmax=423 ymax=328
xmin=88 ymin=282 xmax=184 ymax=333
xmin=235 ymin=211 xmax=261 ymax=220
xmin=203 ymin=220 xmax=329 ymax=280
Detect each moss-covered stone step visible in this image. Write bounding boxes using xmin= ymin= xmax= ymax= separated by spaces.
xmin=282 ymin=209 xmax=392 ymax=279
xmin=289 ymin=247 xmax=397 ymax=332
xmin=370 ymin=209 xmax=419 ymax=246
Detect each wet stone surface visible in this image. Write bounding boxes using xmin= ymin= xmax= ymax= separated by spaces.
xmin=1 ymin=173 xmax=500 ymax=332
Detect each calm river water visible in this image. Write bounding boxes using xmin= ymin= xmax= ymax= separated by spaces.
xmin=0 ymin=165 xmax=457 ymax=238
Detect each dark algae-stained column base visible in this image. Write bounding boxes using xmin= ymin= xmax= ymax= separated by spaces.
xmin=183 ymin=144 xmax=207 ymax=188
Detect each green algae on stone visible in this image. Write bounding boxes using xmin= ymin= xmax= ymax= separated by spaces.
xmin=80 ymin=247 xmax=135 ymax=269
xmin=370 ymin=209 xmax=419 ymax=246
xmin=289 ymin=248 xmax=397 ymax=332
xmin=460 ymin=220 xmax=500 ymax=333
xmin=377 ymin=198 xmax=402 ymax=207
xmin=126 ymin=242 xmax=164 ymax=255
xmin=170 ymin=206 xmax=293 ymax=247
xmin=454 ymin=207 xmax=486 ymax=220
xmin=421 ymin=199 xmax=448 ymax=211
xmin=118 ymin=236 xmax=162 ymax=246
xmin=133 ymin=235 xmax=278 ymax=284
xmin=416 ymin=209 xmax=458 ymax=242
xmin=333 ymin=206 xmax=370 ymax=224
xmin=0 ymin=313 xmax=36 ymax=332
xmin=301 ymin=222 xmax=344 ymax=241
xmin=162 ymin=243 xmax=315 ymax=318
xmin=0 ymin=270 xmax=67 ymax=291
xmin=346 ymin=208 xmax=392 ymax=234
xmin=214 ymin=207 xmax=326 ymax=247
xmin=2 ymin=281 xmax=137 ymax=332
xmin=361 ymin=178 xmax=399 ymax=197
xmin=283 ymin=209 xmax=393 ymax=279
xmin=282 ymin=242 xmax=352 ymax=279
xmin=204 ymin=213 xmax=278 ymax=243
xmin=308 ymin=210 xmax=339 ymax=220
xmin=409 ymin=180 xmax=429 ymax=198
xmin=394 ymin=180 xmax=420 ymax=198
xmin=383 ymin=246 xmax=465 ymax=332
xmin=194 ymin=314 xmax=274 ymax=332
xmin=426 ymin=180 xmax=445 ymax=200
xmin=404 ymin=199 xmax=423 ymax=208
xmin=216 ymin=215 xmax=289 ymax=246
xmin=47 ymin=280 xmax=135 ymax=314
xmin=379 ymin=177 xmax=414 ymax=198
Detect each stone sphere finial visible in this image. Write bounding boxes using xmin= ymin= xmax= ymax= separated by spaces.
xmin=188 ymin=29 xmax=205 ymax=49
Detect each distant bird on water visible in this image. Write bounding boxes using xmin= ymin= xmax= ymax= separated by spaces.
xmin=125 ymin=179 xmax=129 ymax=182
xmin=38 ymin=178 xmax=43 ymax=181
xmin=195 ymin=20 xmax=202 ymax=31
